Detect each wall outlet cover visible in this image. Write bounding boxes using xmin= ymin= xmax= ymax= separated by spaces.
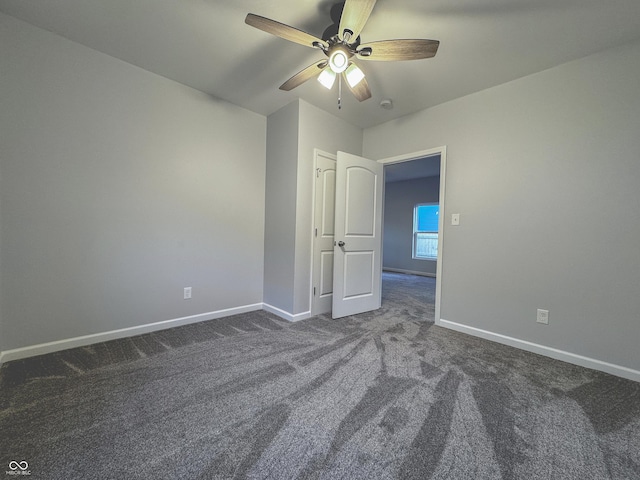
xmin=537 ymin=308 xmax=549 ymax=324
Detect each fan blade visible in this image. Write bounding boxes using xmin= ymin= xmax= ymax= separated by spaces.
xmin=280 ymin=60 xmax=328 ymax=91
xmin=338 ymin=0 xmax=377 ymax=42
xmin=246 ymin=14 xmax=328 ymax=50
xmin=357 ymin=39 xmax=440 ymax=61
xmin=344 ymin=71 xmax=372 ymax=102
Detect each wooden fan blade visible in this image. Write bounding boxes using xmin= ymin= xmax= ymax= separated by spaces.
xmin=338 ymin=0 xmax=377 ymax=42
xmin=246 ymin=14 xmax=328 ymax=50
xmin=279 ymin=60 xmax=328 ymax=91
xmin=344 ymin=71 xmax=372 ymax=102
xmin=357 ymin=39 xmax=440 ymax=61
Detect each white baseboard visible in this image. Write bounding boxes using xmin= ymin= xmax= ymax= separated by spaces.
xmin=438 ymin=319 xmax=640 ymax=383
xmin=383 ymin=268 xmax=436 ymax=278
xmin=262 ymin=303 xmax=311 ymax=323
xmin=0 ymin=303 xmax=263 ymax=365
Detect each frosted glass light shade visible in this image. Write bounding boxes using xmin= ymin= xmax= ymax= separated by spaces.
xmin=345 ymin=64 xmax=365 ymax=87
xmin=317 ymin=69 xmax=336 ymax=89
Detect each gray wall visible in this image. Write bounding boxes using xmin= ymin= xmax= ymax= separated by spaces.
xmin=0 ymin=14 xmax=266 ymax=351
xmin=364 ymin=39 xmax=640 ymax=371
xmin=383 ymin=176 xmax=440 ymax=276
xmin=263 ymin=101 xmax=299 ymax=313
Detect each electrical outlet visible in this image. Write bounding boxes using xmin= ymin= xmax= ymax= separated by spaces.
xmin=536 ymin=309 xmax=549 ymax=324
xmin=184 ymin=287 xmax=192 ymax=300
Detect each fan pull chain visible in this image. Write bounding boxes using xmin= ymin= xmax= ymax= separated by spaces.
xmin=338 ymin=74 xmax=342 ymax=110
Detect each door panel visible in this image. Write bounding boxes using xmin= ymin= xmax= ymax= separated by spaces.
xmin=345 ymin=167 xmax=376 ymax=236
xmin=343 ymin=252 xmax=374 ymax=298
xmin=321 ymin=170 xmax=336 ymax=236
xmin=320 ymin=251 xmax=334 ymax=296
xmin=332 ymin=151 xmax=383 ymax=318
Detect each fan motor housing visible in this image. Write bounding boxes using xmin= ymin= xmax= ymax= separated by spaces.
xmin=322 ymin=23 xmax=361 ymax=48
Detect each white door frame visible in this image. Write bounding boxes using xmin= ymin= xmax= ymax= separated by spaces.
xmin=377 ymin=146 xmax=447 ymax=325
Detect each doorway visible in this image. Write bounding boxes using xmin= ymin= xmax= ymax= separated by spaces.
xmin=310 ymin=146 xmax=446 ymax=324
xmin=378 ymin=147 xmax=446 ymax=324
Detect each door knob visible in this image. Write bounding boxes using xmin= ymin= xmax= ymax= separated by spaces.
xmin=338 ymin=241 xmax=346 ymax=247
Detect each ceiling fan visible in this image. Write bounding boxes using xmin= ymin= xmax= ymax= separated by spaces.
xmin=245 ymin=0 xmax=440 ymax=108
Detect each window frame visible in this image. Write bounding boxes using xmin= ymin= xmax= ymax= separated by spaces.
xmin=412 ymin=202 xmax=439 ymax=261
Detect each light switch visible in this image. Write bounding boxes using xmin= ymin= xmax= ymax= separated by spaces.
xmin=451 ymin=213 xmax=460 ymax=226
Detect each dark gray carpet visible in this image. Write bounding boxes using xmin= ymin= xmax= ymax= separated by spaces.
xmin=1 ymin=272 xmax=639 ymax=479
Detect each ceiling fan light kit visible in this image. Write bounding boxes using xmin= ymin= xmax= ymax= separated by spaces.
xmin=245 ymin=0 xmax=439 ymax=109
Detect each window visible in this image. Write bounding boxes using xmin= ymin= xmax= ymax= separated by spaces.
xmin=413 ymin=204 xmax=439 ymax=260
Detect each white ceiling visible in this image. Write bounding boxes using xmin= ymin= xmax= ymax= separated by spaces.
xmin=2 ymin=0 xmax=640 ymax=128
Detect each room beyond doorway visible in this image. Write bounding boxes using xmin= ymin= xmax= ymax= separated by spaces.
xmin=383 ymin=155 xmax=441 ymax=278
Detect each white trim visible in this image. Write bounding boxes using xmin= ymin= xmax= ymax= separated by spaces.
xmin=378 ymin=147 xmax=446 ymax=166
xmin=378 ymin=145 xmax=447 ymax=323
xmin=439 ymin=319 xmax=640 ymax=383
xmin=383 ymin=268 xmax=436 ymax=278
xmin=0 ymin=303 xmax=263 ymax=364
xmin=262 ymin=303 xmax=311 ymax=323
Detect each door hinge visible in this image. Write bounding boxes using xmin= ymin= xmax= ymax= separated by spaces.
xmin=316 ymin=168 xmax=321 ymax=178
xmin=313 ymin=287 xmax=316 ymax=296
xmin=315 ymin=228 xmax=318 ymax=237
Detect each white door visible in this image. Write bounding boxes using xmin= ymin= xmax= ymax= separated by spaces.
xmin=311 ymin=151 xmax=337 ymax=315
xmin=332 ymin=151 xmax=384 ymax=319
